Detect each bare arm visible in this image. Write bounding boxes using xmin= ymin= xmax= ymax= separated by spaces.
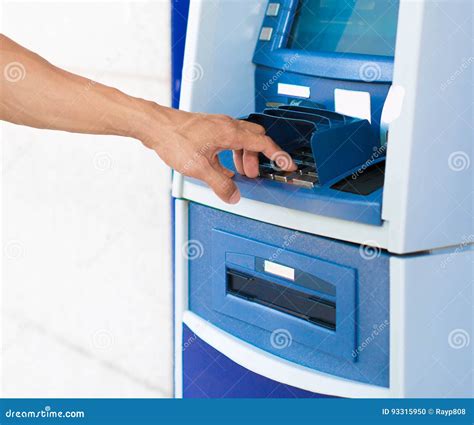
xmin=0 ymin=34 xmax=295 ymax=203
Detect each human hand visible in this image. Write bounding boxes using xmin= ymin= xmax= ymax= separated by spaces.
xmin=0 ymin=34 xmax=295 ymax=203
xmin=137 ymin=104 xmax=296 ymax=204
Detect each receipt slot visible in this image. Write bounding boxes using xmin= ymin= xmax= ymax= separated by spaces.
xmin=173 ymin=0 xmax=473 ymax=398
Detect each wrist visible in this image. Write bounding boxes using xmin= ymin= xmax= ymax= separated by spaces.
xmin=129 ymin=100 xmax=171 ymax=148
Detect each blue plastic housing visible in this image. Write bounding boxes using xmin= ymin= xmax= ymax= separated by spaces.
xmin=216 ymin=103 xmax=385 ymax=225
xmin=252 ymin=0 xmax=398 ymax=146
xmin=254 ymin=68 xmax=392 ymax=145
xmin=183 ymin=1 xmax=398 ymax=225
xmin=254 ymin=0 xmax=397 ymax=80
xmin=182 ymin=325 xmax=335 ymax=398
xmin=211 ymin=1 xmax=398 ymax=225
xmin=188 ymin=204 xmax=390 ymax=387
xmin=212 ymin=229 xmax=357 ymax=362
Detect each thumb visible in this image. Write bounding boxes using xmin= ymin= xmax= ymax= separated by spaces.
xmin=202 ymin=165 xmax=240 ymax=204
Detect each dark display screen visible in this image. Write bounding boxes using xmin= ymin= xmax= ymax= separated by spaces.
xmin=287 ymin=0 xmax=400 ymax=57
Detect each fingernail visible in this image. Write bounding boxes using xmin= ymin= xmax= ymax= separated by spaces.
xmin=229 ymin=190 xmax=240 ymax=204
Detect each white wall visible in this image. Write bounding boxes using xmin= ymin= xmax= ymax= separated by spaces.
xmin=1 ymin=0 xmax=173 ymax=397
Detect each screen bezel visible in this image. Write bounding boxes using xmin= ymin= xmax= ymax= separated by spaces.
xmin=286 ymin=0 xmax=399 ymax=58
xmin=253 ymin=0 xmax=398 ymax=83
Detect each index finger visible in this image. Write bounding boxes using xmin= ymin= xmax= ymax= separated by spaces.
xmin=237 ymin=120 xmax=266 ymax=135
xmin=235 ymin=132 xmax=297 ymax=171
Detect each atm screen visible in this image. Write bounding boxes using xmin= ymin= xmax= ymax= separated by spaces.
xmin=287 ymin=0 xmax=400 ymax=57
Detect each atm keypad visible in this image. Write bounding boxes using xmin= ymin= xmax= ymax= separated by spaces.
xmin=274 ymin=171 xmax=298 ymax=183
xmin=299 ymin=167 xmax=318 ymax=178
xmin=292 ymin=174 xmax=318 ymax=189
xmin=293 ymin=147 xmax=313 ymax=157
xmin=259 ymin=167 xmax=275 ymax=180
xmin=258 ymin=153 xmax=319 ymax=188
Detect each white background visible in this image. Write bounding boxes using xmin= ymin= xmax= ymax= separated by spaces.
xmin=1 ymin=0 xmax=173 ymax=397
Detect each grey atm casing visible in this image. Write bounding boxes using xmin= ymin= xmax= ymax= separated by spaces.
xmin=173 ymin=0 xmax=473 ymax=398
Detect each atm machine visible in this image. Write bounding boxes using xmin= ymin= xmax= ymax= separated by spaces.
xmin=172 ymin=0 xmax=473 ymax=398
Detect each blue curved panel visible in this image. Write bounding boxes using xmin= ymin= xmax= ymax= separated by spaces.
xmin=182 ymin=325 xmax=334 ymax=398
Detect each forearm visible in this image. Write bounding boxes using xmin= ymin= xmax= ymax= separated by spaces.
xmin=0 ymin=34 xmax=160 ymax=139
xmin=0 ymin=34 xmax=295 ymax=204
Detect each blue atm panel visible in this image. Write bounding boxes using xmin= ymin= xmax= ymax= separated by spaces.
xmin=212 ymin=0 xmax=400 ymax=225
xmin=217 ymin=104 xmax=386 ymax=225
xmin=182 ymin=325 xmax=335 ymax=398
xmin=188 ymin=204 xmax=390 ymax=388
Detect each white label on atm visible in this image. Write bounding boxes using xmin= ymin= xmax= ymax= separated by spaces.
xmin=334 ymin=88 xmax=371 ymax=122
xmin=277 ymin=83 xmax=310 ymax=99
xmin=264 ymin=260 xmax=295 ymax=281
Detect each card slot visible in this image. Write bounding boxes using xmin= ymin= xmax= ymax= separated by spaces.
xmin=278 ymin=105 xmax=348 ymax=126
xmin=262 ymin=108 xmax=331 ymax=129
xmin=273 ymin=107 xmax=333 ymax=128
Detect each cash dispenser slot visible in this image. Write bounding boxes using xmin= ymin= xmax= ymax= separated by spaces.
xmin=210 ymin=229 xmax=358 ymax=363
xmin=226 ymin=268 xmax=336 ymax=331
